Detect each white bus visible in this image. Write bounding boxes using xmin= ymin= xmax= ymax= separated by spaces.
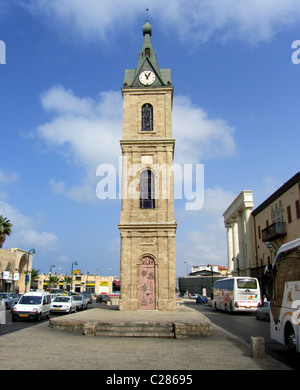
xmin=212 ymin=277 xmax=261 ymax=313
xmin=270 ymin=238 xmax=300 ymax=352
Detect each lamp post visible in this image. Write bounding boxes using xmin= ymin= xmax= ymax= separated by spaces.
xmin=207 ymin=264 xmax=214 ymax=298
xmin=25 ymin=249 xmax=36 ymax=293
xmin=184 ymin=261 xmax=189 ymax=276
xmin=232 ymin=257 xmax=240 ymax=276
xmin=71 ymin=261 xmax=78 ymax=293
xmin=48 ymin=264 xmax=56 ymax=291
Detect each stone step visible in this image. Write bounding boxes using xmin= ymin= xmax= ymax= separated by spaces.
xmin=83 ymin=321 xmax=175 ymax=338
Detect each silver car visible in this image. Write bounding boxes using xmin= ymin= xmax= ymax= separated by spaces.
xmin=0 ymin=293 xmax=19 ymax=309
xmin=73 ymin=294 xmax=88 ymax=310
xmin=256 ymin=301 xmax=270 ymax=321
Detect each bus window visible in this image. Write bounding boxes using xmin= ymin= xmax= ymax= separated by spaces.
xmin=237 ymin=278 xmax=257 ymax=289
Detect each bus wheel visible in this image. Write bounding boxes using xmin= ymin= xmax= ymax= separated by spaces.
xmin=285 ymin=322 xmax=297 ymax=351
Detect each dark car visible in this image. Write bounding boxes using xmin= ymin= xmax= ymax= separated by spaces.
xmin=96 ymin=294 xmax=111 ymax=304
xmin=196 ymin=295 xmax=208 ymax=304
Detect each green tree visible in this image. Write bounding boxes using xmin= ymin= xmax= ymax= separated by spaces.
xmin=0 ymin=215 xmax=12 ymax=248
xmin=49 ymin=275 xmax=60 ymax=287
xmin=30 ymin=268 xmax=40 ymax=290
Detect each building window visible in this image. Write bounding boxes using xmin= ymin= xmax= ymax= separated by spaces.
xmin=287 ymin=205 xmax=292 ymax=224
xmin=296 ymin=200 xmax=300 ymax=219
xmin=271 ymin=200 xmax=284 ymax=223
xmin=141 ymin=104 xmax=153 ymax=131
xmin=140 ymin=169 xmax=155 ymax=209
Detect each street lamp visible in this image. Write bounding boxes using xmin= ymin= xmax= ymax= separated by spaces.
xmin=184 ymin=261 xmax=189 ymax=276
xmin=25 ymin=249 xmax=36 ymax=293
xmin=207 ymin=264 xmax=214 ymax=298
xmin=232 ymin=257 xmax=240 ymax=276
xmin=71 ymin=261 xmax=78 ymax=293
xmin=48 ymin=264 xmax=56 ymax=290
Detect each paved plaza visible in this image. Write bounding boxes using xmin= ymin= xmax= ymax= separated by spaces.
xmin=0 ymin=306 xmax=289 ymax=371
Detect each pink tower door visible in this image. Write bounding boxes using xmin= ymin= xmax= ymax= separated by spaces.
xmin=140 ymin=257 xmax=155 ymax=310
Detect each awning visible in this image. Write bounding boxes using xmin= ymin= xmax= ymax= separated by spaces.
xmin=113 ymin=280 xmax=120 ymax=286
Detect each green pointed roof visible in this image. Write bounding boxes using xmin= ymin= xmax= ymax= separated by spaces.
xmin=123 ymin=19 xmax=172 ymax=88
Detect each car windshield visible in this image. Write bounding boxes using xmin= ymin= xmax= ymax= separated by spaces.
xmin=19 ymin=296 xmax=42 ymax=305
xmin=54 ymin=297 xmax=70 ymax=303
xmin=0 ymin=293 xmax=9 ymax=299
xmin=73 ymin=296 xmax=83 ymax=301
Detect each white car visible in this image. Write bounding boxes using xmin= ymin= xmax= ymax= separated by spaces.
xmin=51 ymin=295 xmax=77 ymax=314
xmin=12 ymin=291 xmax=51 ymax=321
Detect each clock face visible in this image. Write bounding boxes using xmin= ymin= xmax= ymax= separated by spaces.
xmin=139 ymin=70 xmax=156 ymax=86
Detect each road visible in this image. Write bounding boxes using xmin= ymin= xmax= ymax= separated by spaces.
xmin=188 ymin=300 xmax=300 ymax=370
xmin=1 ymin=300 xmax=300 ymax=369
xmin=0 ymin=301 xmax=101 ymax=336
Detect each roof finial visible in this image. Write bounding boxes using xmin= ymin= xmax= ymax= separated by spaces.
xmin=143 ymin=9 xmax=152 ymax=36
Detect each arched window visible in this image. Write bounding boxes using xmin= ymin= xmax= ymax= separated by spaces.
xmin=141 ymin=104 xmax=153 ymax=131
xmin=140 ymin=169 xmax=155 ymax=209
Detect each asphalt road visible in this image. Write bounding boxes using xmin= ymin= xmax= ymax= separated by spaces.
xmin=189 ymin=301 xmax=300 ymax=370
xmin=0 ymin=301 xmax=101 ymax=336
xmin=1 ymin=300 xmax=300 ymax=370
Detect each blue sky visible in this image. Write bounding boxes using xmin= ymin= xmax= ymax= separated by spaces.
xmin=0 ymin=0 xmax=299 ymax=277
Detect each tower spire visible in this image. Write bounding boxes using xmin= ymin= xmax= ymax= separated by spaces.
xmin=143 ymin=9 xmax=152 ymax=36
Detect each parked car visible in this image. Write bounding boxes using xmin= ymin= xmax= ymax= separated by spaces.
xmin=0 ymin=292 xmax=19 ymax=309
xmin=73 ymin=294 xmax=88 ymax=310
xmin=189 ymin=294 xmax=199 ymax=299
xmin=80 ymin=291 xmax=93 ymax=304
xmin=256 ymin=301 xmax=270 ymax=321
xmin=196 ymin=295 xmax=208 ymax=304
xmin=51 ymin=295 xmax=76 ymax=314
xmin=96 ymin=294 xmax=111 ymax=304
xmin=11 ymin=291 xmax=51 ymax=321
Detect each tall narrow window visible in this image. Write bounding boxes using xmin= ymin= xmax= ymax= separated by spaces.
xmin=140 ymin=169 xmax=155 ymax=209
xmin=296 ymin=200 xmax=300 ymax=219
xmin=141 ymin=104 xmax=153 ymax=131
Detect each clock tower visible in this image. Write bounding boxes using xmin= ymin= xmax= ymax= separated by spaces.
xmin=118 ymin=18 xmax=177 ymax=311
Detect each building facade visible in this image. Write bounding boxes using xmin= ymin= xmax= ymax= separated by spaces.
xmin=251 ymin=172 xmax=300 ymax=279
xmin=36 ymin=273 xmax=117 ymax=296
xmin=223 ymin=172 xmax=300 ymax=294
xmin=118 ymin=19 xmax=177 ymax=311
xmin=223 ymin=191 xmax=255 ymax=276
xmin=0 ymin=248 xmax=34 ymax=293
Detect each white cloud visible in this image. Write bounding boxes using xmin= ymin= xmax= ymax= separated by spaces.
xmin=0 ymin=200 xmax=58 ymax=251
xmin=176 ymin=186 xmax=236 ymax=274
xmin=28 ymin=0 xmax=300 ymax=43
xmin=177 ymin=220 xmax=228 ymax=270
xmin=38 ymin=86 xmax=236 ymax=203
xmin=37 ymin=86 xmax=122 ymax=203
xmin=173 ymin=96 xmax=236 ymax=164
xmin=0 ymin=168 xmax=18 ymax=184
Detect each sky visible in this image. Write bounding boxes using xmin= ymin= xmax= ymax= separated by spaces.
xmin=0 ymin=0 xmax=299 ymax=277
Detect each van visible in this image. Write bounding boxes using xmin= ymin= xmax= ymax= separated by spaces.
xmin=11 ymin=291 xmax=51 ymax=322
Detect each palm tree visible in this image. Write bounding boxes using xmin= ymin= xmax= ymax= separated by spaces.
xmin=30 ymin=268 xmax=40 ymax=290
xmin=0 ymin=215 xmax=12 ymax=248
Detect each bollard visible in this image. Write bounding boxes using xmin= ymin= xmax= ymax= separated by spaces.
xmin=250 ymin=337 xmax=265 ymax=358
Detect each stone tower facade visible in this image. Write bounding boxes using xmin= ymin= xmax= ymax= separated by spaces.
xmin=118 ymin=19 xmax=177 ymax=311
